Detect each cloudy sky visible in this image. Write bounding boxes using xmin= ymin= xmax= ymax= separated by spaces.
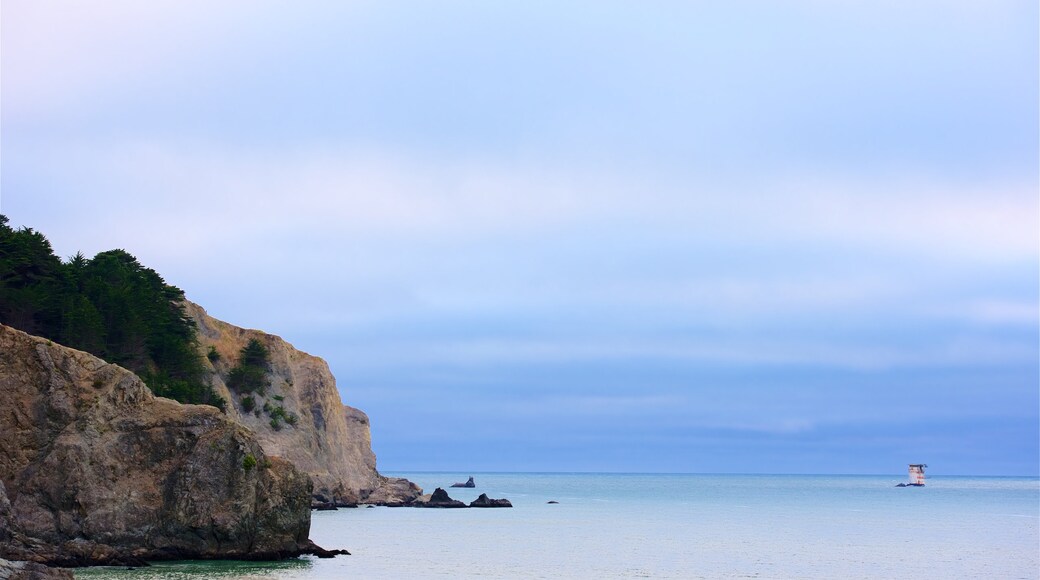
xmin=3 ymin=1 xmax=1037 ymax=475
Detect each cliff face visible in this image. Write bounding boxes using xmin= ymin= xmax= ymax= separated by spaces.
xmin=186 ymin=302 xmax=419 ymax=505
xmin=0 ymin=324 xmax=314 ymax=565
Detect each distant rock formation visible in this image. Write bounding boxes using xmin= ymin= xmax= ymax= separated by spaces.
xmin=451 ymin=477 xmax=476 ymax=488
xmin=415 ymin=488 xmax=468 ymax=508
xmin=0 ymin=324 xmax=330 ymax=566
xmin=469 ymin=493 xmax=512 ymax=508
xmin=547 ymin=500 xmax=559 ymax=504
xmin=187 ymin=303 xmax=420 ymax=506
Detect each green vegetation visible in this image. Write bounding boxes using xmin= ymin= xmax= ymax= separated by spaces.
xmin=259 ymin=398 xmax=298 ymax=429
xmin=227 ymin=339 xmax=269 ymax=394
xmin=241 ymin=395 xmax=256 ymax=412
xmin=206 ymin=346 xmax=220 ymax=362
xmin=0 ymin=215 xmax=225 ymax=410
xmin=243 ymin=453 xmax=257 ymax=472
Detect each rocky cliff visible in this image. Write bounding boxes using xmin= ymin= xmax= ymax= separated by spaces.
xmin=186 ymin=302 xmax=419 ymax=505
xmin=0 ymin=324 xmax=323 ymax=566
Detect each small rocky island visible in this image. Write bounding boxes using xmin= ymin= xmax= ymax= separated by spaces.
xmin=470 ymin=493 xmax=513 ymax=508
xmin=451 ymin=476 xmax=476 ymax=488
xmin=407 ymin=488 xmax=512 ymax=508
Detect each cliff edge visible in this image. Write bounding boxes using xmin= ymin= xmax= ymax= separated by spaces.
xmin=186 ymin=302 xmax=419 ymax=505
xmin=0 ymin=324 xmax=320 ymax=566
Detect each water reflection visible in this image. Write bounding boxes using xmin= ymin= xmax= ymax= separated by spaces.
xmin=74 ymin=557 xmax=313 ymax=579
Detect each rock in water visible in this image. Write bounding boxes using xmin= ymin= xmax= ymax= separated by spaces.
xmin=419 ymin=488 xmax=468 ymax=508
xmin=187 ymin=303 xmax=421 ymax=506
xmin=0 ymin=324 xmax=323 ymax=566
xmin=450 ymin=476 xmax=476 ymax=488
xmin=469 ymin=493 xmax=512 ymax=508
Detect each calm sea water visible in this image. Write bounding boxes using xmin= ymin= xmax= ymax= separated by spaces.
xmin=76 ymin=473 xmax=1039 ymax=579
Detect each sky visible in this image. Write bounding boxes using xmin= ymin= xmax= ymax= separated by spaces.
xmin=2 ymin=1 xmax=1037 ymax=475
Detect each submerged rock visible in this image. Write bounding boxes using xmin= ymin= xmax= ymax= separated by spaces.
xmin=451 ymin=477 xmax=476 ymax=488
xmin=469 ymin=494 xmax=512 ymax=508
xmin=0 ymin=324 xmax=329 ymax=567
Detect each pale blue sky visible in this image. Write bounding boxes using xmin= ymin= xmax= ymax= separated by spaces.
xmin=2 ymin=1 xmax=1037 ymax=474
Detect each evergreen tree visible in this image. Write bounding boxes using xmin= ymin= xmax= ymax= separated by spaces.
xmin=227 ymin=338 xmax=270 ymax=394
xmin=0 ymin=215 xmax=225 ymax=411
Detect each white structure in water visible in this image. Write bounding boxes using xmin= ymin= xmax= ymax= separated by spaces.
xmin=908 ymin=464 xmax=927 ymax=486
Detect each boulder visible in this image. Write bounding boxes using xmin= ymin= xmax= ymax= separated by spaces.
xmin=418 ymin=488 xmax=468 ymax=508
xmin=469 ymin=493 xmax=512 ymax=508
xmin=451 ymin=477 xmax=476 ymax=488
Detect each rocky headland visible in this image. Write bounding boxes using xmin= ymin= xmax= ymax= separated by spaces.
xmin=186 ymin=302 xmax=420 ymax=506
xmin=0 ymin=324 xmax=338 ymax=568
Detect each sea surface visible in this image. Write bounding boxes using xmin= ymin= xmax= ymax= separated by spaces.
xmin=76 ymin=473 xmax=1039 ymax=579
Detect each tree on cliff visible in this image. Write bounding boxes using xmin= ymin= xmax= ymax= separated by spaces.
xmin=0 ymin=215 xmax=63 ymax=335
xmin=227 ymin=339 xmax=271 ymax=394
xmin=0 ymin=215 xmax=225 ymax=410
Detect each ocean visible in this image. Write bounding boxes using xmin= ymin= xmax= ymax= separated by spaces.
xmin=75 ymin=473 xmax=1039 ymax=579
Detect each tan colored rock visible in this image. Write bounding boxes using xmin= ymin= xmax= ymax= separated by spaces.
xmin=0 ymin=324 xmax=316 ymax=565
xmin=186 ymin=302 xmax=419 ymax=505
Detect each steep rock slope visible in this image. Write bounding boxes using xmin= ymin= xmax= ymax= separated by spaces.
xmin=187 ymin=302 xmax=419 ymax=505
xmin=0 ymin=324 xmax=316 ymax=565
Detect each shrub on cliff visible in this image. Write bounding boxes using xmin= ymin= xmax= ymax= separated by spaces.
xmin=227 ymin=339 xmax=270 ymax=394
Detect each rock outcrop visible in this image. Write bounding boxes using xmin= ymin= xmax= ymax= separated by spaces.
xmin=451 ymin=477 xmax=475 ymax=488
xmin=0 ymin=557 xmax=73 ymax=580
xmin=469 ymin=493 xmax=512 ymax=508
xmin=415 ymin=488 xmax=468 ymax=508
xmin=186 ymin=302 xmax=419 ymax=505
xmin=0 ymin=324 xmax=323 ymax=566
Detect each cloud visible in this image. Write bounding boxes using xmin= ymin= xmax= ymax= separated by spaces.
xmin=6 ymin=140 xmax=1034 ymax=376
xmin=13 ymin=140 xmax=1037 ymax=257
xmin=3 ymin=0 xmax=1036 ymax=474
